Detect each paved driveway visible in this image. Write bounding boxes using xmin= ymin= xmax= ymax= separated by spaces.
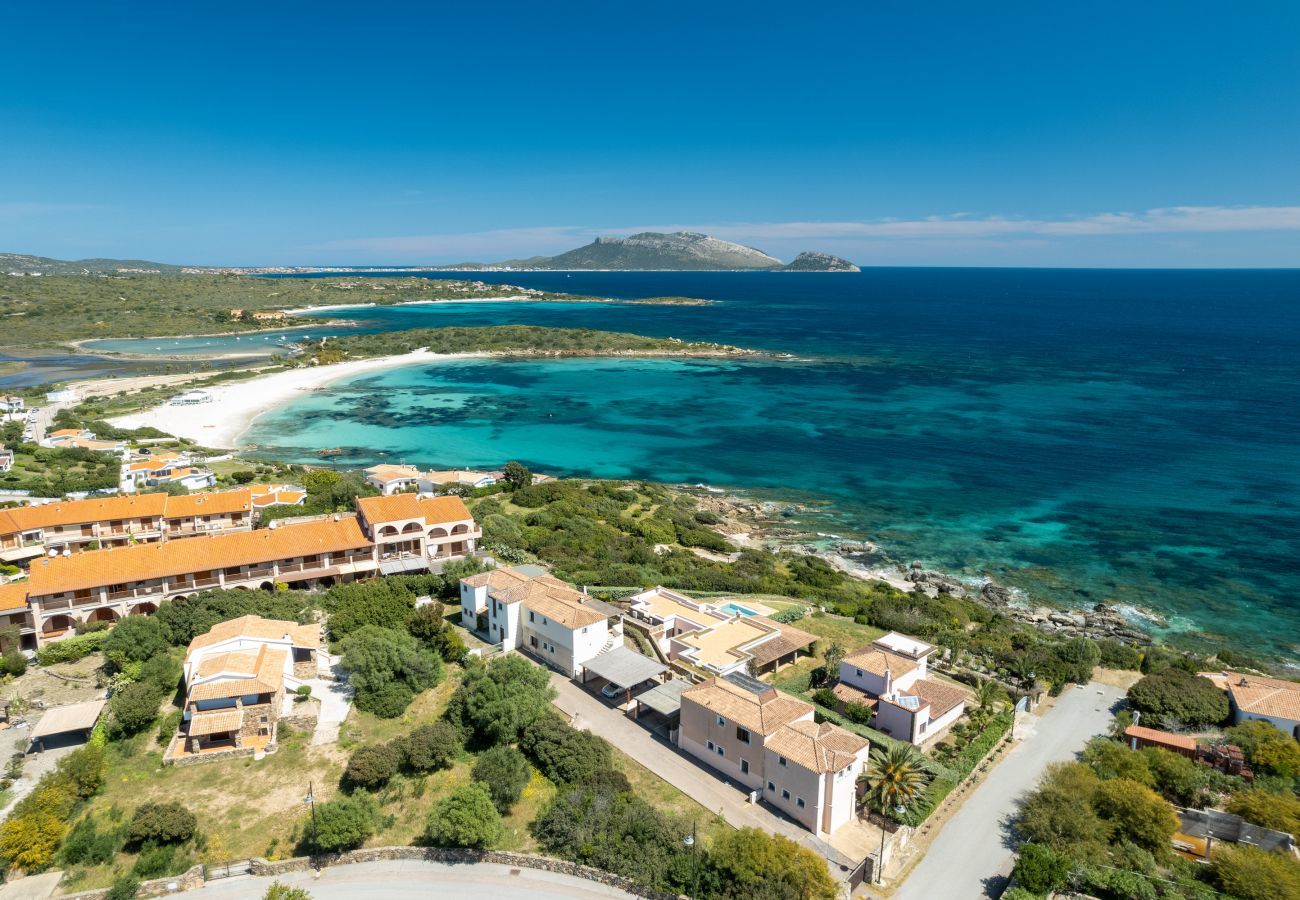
xmin=186 ymin=859 xmax=638 ymax=899
xmin=548 ymin=674 xmax=859 ymax=874
xmin=892 ymin=682 xmax=1126 ymax=900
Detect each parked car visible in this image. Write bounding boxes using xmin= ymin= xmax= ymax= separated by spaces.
xmin=601 ymin=682 xmax=623 ymax=700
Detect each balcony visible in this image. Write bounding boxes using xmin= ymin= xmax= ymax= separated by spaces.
xmin=108 ymin=586 xmax=164 ymax=602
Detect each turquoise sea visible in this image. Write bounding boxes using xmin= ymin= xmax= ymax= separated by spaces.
xmin=107 ymin=270 xmax=1300 ymax=661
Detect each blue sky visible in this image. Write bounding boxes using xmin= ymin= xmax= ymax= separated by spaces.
xmin=2 ymin=1 xmax=1298 ymax=267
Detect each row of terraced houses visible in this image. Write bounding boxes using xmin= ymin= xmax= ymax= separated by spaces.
xmin=0 ymin=490 xmax=480 ymax=650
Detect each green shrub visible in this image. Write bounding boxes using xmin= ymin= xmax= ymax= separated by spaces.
xmin=402 ymin=722 xmax=461 ymax=773
xmin=472 ymin=745 xmax=531 ymax=813
xmin=61 ymin=817 xmax=123 ymax=866
xmin=521 ymin=714 xmax=611 ymax=785
xmin=810 ymin=688 xmax=838 ymax=709
xmin=106 ymin=875 xmax=140 ymax=900
xmin=1012 ymin=843 xmax=1072 ymax=893
xmin=127 ymin=802 xmax=197 ymax=846
xmin=36 ymin=630 xmax=107 ymax=665
xmin=1126 ymin=671 xmax=1229 ymax=728
xmin=131 ymin=843 xmax=181 ymax=879
xmin=108 ymin=682 xmax=164 ymax=736
xmin=309 ymin=794 xmax=378 ymax=852
xmin=425 ymin=782 xmax=502 ymax=849
xmin=344 ymin=743 xmax=402 ymax=790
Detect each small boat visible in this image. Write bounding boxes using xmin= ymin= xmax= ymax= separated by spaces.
xmin=317 ymin=447 xmax=344 ymax=457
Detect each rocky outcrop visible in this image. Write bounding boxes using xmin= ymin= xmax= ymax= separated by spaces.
xmin=514 ymin=232 xmax=783 ymax=271
xmin=779 ymin=251 xmax=860 ymax=272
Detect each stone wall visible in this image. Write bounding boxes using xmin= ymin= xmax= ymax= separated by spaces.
xmin=60 ymin=864 xmax=205 ymax=900
xmin=248 ymin=847 xmax=685 ymax=900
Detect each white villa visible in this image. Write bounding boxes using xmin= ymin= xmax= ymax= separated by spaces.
xmin=459 ymin=565 xmax=625 ymax=678
xmin=834 ymin=631 xmax=970 ymax=744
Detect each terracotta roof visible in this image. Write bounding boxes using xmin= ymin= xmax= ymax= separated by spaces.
xmin=356 ymin=493 xmax=472 ymax=525
xmin=196 ymin=649 xmax=261 ymax=678
xmin=843 ymin=646 xmax=919 ymax=678
xmin=0 ymin=494 xmax=169 ymax=534
xmin=163 ymin=489 xmax=252 ymax=518
xmin=25 ymin=517 xmax=371 ymax=596
xmin=187 ymin=614 xmax=320 ymax=657
xmin=831 ymin=682 xmax=878 ymax=709
xmin=188 ymin=646 xmax=286 ymax=701
xmin=251 ymin=490 xmax=306 ymax=508
xmin=745 ymin=616 xmax=817 ymax=667
xmin=1227 ymin=673 xmax=1300 ymax=722
xmin=49 ymin=429 xmax=84 ymax=438
xmin=523 ymin=585 xmax=608 ymax=629
xmin=364 ymin=465 xmax=421 ymax=484
xmin=187 ymin=710 xmax=243 ymax=736
xmin=1124 ymin=724 xmax=1197 ymax=752
xmin=0 ymin=581 xmax=30 ymax=613
xmin=912 ymin=678 xmax=971 ymax=719
xmin=681 ymin=677 xmax=812 ymax=735
xmin=766 ymin=719 xmax=870 ymax=774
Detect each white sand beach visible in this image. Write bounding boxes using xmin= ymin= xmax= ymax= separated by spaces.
xmin=107 ymin=350 xmax=479 ymax=448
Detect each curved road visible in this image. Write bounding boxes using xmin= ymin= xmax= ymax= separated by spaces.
xmin=188 ymin=859 xmax=639 ymax=900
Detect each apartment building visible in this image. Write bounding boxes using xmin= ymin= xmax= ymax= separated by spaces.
xmin=834 ymin=632 xmax=970 ymax=744
xmin=168 ymin=615 xmax=322 ymax=762
xmin=0 ymin=495 xmax=477 ymax=649
xmin=679 ymin=673 xmax=870 ymax=837
xmin=460 ymin=565 xmax=623 ymax=678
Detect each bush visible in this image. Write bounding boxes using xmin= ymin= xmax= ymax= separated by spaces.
xmin=810 ymin=688 xmax=838 ymax=709
xmin=408 ymin=603 xmax=467 ymax=663
xmin=36 ymin=630 xmax=107 ymax=665
xmin=127 ymin=801 xmax=197 ymax=846
xmin=263 ymin=882 xmax=312 ymax=900
xmin=106 ymin=875 xmax=140 ymax=900
xmin=770 ymin=606 xmax=806 ymax=624
xmin=103 ymin=617 xmax=169 ymax=671
xmin=324 ymin=580 xmax=416 ymax=640
xmin=706 ymin=827 xmax=838 ymax=900
xmin=61 ymin=817 xmax=123 ymax=866
xmin=1012 ymin=843 xmax=1072 ymax=894
xmin=402 ymin=722 xmax=461 ymax=773
xmin=0 ymin=811 xmax=65 ymax=872
xmin=1226 ymin=788 xmax=1300 ymax=835
xmin=109 ymin=681 xmax=164 ymax=735
xmin=132 ymin=843 xmax=182 ymax=879
xmin=342 ymin=625 xmax=443 ymax=719
xmin=310 ymin=794 xmax=378 ymax=852
xmin=1 ymin=649 xmax=28 ymax=676
xmin=1213 ymin=843 xmax=1300 ymax=900
xmin=344 ymin=743 xmax=402 ymax=790
xmin=521 ymin=715 xmax=612 ymax=785
xmin=156 ymin=709 xmax=183 ymax=745
xmin=425 ymin=782 xmax=502 ymax=849
xmin=472 ymin=745 xmax=531 ymax=813
xmin=1126 ymin=671 xmax=1229 ymax=727
xmin=446 ymin=655 xmax=554 ymax=746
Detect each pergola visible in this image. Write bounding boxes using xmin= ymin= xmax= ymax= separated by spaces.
xmin=579 ymin=646 xmax=668 ymax=703
xmin=29 ymin=699 xmax=106 ymax=752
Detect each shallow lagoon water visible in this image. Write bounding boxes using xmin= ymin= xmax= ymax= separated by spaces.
xmin=238 ymin=268 xmax=1300 ymax=662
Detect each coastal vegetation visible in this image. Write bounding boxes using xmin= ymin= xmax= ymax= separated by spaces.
xmin=294 ymin=324 xmax=752 ymax=365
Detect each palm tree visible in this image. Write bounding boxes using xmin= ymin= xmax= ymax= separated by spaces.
xmin=971 ymin=679 xmax=1007 ymax=726
xmin=860 ymin=744 xmax=930 ymax=883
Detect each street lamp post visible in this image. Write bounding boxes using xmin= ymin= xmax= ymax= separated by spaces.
xmin=683 ymin=820 xmax=698 ymax=899
xmin=304 ymin=781 xmax=318 ymax=849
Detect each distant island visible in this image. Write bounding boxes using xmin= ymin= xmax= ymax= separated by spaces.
xmin=1 ymin=233 xmax=860 ymax=275
xmin=455 ymin=231 xmax=861 ymax=272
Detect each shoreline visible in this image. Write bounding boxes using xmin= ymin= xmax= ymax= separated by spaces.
xmin=107 ymin=349 xmax=455 ymax=447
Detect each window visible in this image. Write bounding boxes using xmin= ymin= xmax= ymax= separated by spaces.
xmin=740 ymin=759 xmax=749 ymax=775
xmin=582 ymin=626 xmax=588 ymax=634
xmin=736 ymin=727 xmax=750 ymax=744
xmin=529 ymin=611 xmax=535 ymax=623
xmin=797 ymin=798 xmax=805 ymax=809
xmin=781 ymin=789 xmax=790 ymax=800
xmin=716 ymin=746 xmax=724 ymax=757
xmin=767 ymin=782 xmax=775 ymax=792
xmin=856 ymin=668 xmax=863 ymax=677
xmin=778 ymin=756 xmax=787 ymax=767
xmin=717 ymin=715 xmax=726 ymax=726
xmin=707 ymin=740 xmax=715 ymax=751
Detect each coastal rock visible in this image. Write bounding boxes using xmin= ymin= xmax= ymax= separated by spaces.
xmin=981 ymin=583 xmax=1013 ymax=604
xmin=779 ymin=251 xmax=861 ymax=272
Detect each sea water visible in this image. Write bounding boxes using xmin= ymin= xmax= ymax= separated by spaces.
xmin=227 ymin=268 xmax=1297 ymax=661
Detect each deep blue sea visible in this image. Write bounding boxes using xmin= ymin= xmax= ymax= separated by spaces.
xmin=96 ymin=270 xmax=1300 ymax=661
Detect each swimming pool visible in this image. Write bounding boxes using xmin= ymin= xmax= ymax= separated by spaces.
xmin=717 ymin=602 xmax=757 ymax=617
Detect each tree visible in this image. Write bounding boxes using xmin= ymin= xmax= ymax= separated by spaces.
xmin=707 ymin=828 xmax=838 ymax=900
xmin=1126 ymin=671 xmax=1229 ymax=727
xmin=425 ymin=782 xmax=502 ymax=849
xmin=325 ymin=580 xmax=416 ymax=640
xmin=0 ymin=811 xmax=65 ymax=872
xmin=472 ymin=745 xmax=531 ymax=813
xmin=973 ymin=678 xmax=1007 ymax=713
xmin=1015 ymin=763 xmax=1111 ymax=862
xmin=1250 ymin=736 xmax=1300 ymax=778
xmin=1012 ymin=843 xmax=1072 ymax=894
xmin=231 ymin=470 xmax=257 ymax=484
xmin=861 ymin=744 xmax=929 ymax=819
xmin=310 ymin=794 xmax=378 ymax=852
xmin=402 ymin=721 xmax=462 ymax=772
xmin=109 ymin=681 xmax=164 ymax=735
xmin=821 ymin=642 xmax=846 ymax=682
xmin=1054 ymin=636 xmax=1101 ymax=684
xmin=501 ymin=461 xmax=532 ymax=491
xmin=1213 ymin=843 xmax=1300 ymax=900
xmin=341 ymin=625 xmax=443 ymax=718
xmin=1140 ymin=747 xmax=1209 ymax=806
xmin=1225 ymin=789 xmax=1300 ymax=835
xmin=103 ymin=616 xmax=169 ymax=671
xmin=408 ymin=603 xmax=467 ymax=663
xmin=263 ymin=882 xmax=312 ymax=900
xmin=127 ymin=802 xmax=197 ymax=847
xmin=447 ymin=655 xmax=554 ymax=745
xmin=303 ymin=469 xmax=343 ymax=494
xmin=521 ymin=714 xmax=612 ymax=785
xmin=1082 ymin=737 xmax=1154 ymax=785
xmin=344 ymin=743 xmax=402 ymax=790
xmin=1091 ymin=779 xmax=1179 ymax=856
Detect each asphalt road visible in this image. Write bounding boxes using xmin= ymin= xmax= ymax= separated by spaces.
xmin=892 ymin=682 xmax=1126 ymax=900
xmin=191 ymin=859 xmax=640 ymax=900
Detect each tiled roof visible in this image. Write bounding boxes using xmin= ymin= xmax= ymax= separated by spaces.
xmin=196 ymin=649 xmax=261 ymax=678
xmin=681 ymin=677 xmax=812 ymax=735
xmin=766 ymin=719 xmax=870 ymax=774
xmin=523 ymin=585 xmax=608 ymax=629
xmin=843 ymin=646 xmax=918 ymax=678
xmin=0 ymin=489 xmax=254 ymax=536
xmin=356 ymin=493 xmax=472 ymax=525
xmin=187 ymin=709 xmax=244 ymax=736
xmin=0 ymin=581 xmax=30 ymax=613
xmin=188 ymin=646 xmax=286 ymax=701
xmin=25 ymin=517 xmax=371 ymax=595
xmin=831 ymin=682 xmax=878 ymax=709
xmin=1124 ymin=725 xmax=1197 ymax=752
xmin=912 ymin=678 xmax=971 ymax=719
xmin=745 ymin=616 xmax=817 ymax=667
xmin=1227 ymin=673 xmax=1300 ymax=722
xmin=187 ymin=614 xmax=320 ymax=657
